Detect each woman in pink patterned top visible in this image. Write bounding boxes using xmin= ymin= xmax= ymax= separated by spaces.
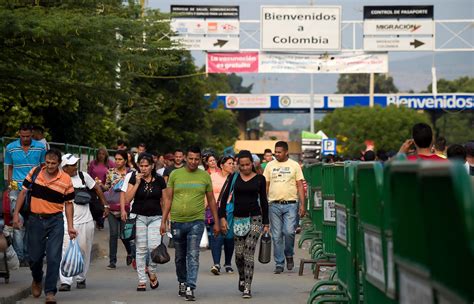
xmin=207 ymin=156 xmax=235 ymax=275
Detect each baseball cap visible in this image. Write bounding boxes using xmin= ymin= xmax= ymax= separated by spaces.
xmin=164 ymin=153 xmax=175 ymax=160
xmin=61 ymin=153 xmax=80 ymax=167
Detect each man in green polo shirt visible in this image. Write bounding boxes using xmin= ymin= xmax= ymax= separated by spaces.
xmin=161 ymin=146 xmax=220 ymax=301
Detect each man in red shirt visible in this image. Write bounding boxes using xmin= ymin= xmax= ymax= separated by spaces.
xmin=399 ymin=123 xmax=447 ymax=161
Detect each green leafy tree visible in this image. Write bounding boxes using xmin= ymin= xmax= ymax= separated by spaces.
xmin=314 ymin=106 xmax=431 ymax=157
xmin=427 ymin=76 xmax=474 ymax=144
xmin=0 ymin=1 xmax=172 ymax=146
xmin=337 ymin=74 xmax=399 ymax=94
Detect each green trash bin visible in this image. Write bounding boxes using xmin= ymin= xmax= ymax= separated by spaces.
xmin=356 ymin=161 xmax=395 ymax=304
xmin=389 ymin=161 xmax=433 ymax=304
xmin=419 ymin=161 xmax=474 ymax=303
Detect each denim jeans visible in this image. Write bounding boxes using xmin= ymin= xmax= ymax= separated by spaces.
xmin=269 ymin=203 xmax=298 ymax=267
xmin=134 ymin=214 xmax=162 ymax=284
xmin=207 ymin=222 xmax=234 ymax=267
xmin=108 ymin=213 xmax=134 ymax=265
xmin=27 ymin=213 xmax=64 ymax=295
xmin=9 ymin=190 xmax=28 ymax=261
xmin=171 ymin=220 xmax=204 ymax=289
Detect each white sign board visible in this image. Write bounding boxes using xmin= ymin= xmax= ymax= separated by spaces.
xmin=279 ymin=95 xmax=324 ymax=108
xmin=386 ymin=238 xmax=395 ymax=296
xmin=336 ymin=207 xmax=347 ymax=244
xmin=259 ymin=52 xmax=388 ymax=74
xmin=364 ymin=37 xmax=434 ymax=51
xmin=322 ymin=139 xmax=337 ymax=155
xmin=224 ymin=95 xmax=271 ymax=109
xmin=313 ymin=190 xmax=322 ymax=208
xmin=399 ymin=269 xmax=434 ymax=304
xmin=171 ymin=19 xmax=240 ymax=35
xmin=171 ymin=36 xmax=239 ymax=51
xmin=364 ymin=19 xmax=433 ymax=36
xmin=364 ymin=231 xmax=385 ymax=285
xmin=323 ymin=199 xmax=336 ymax=222
xmin=260 ymin=6 xmax=341 ymax=51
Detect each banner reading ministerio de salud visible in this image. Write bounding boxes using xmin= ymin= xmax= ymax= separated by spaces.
xmin=206 ymin=52 xmax=388 ymax=74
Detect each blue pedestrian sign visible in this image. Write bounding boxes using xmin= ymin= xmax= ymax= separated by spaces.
xmin=322 ymin=139 xmax=337 ymax=155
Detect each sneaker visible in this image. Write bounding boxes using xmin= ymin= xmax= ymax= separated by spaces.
xmin=210 ymin=264 xmax=220 ymax=275
xmin=126 ymin=255 xmax=133 ymax=266
xmin=58 ymin=284 xmax=71 ymax=292
xmin=31 ymin=280 xmax=42 ymax=298
xmin=107 ymin=263 xmax=116 ymax=270
xmin=238 ymin=280 xmax=245 ymax=292
xmin=45 ymin=292 xmax=57 ymax=304
xmin=274 ymin=266 xmax=284 ymax=274
xmin=178 ymin=283 xmax=186 ymax=297
xmin=76 ymin=280 xmax=86 ymax=289
xmin=286 ymin=256 xmax=294 ymax=271
xmin=224 ymin=265 xmax=234 ymax=274
xmin=185 ymin=287 xmax=195 ymax=301
xmin=242 ymin=288 xmax=252 ymax=299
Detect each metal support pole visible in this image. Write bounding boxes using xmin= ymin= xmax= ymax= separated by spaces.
xmin=369 ymin=73 xmax=375 ymax=107
xmin=310 ymin=73 xmax=315 ymax=133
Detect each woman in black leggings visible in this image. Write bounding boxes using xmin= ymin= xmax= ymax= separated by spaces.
xmin=219 ymin=150 xmax=269 ymax=299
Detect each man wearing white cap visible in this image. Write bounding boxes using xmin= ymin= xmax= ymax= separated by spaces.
xmin=58 ymin=154 xmax=108 ymax=292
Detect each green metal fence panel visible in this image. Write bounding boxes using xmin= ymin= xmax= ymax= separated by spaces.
xmin=389 ymin=161 xmax=433 ymax=303
xmin=311 ymin=163 xmax=324 ymax=231
xmin=419 ymin=162 xmax=474 ymax=303
xmin=356 ymin=162 xmax=395 ymax=304
xmin=335 ymin=162 xmax=348 ymax=286
xmin=322 ymin=164 xmax=336 ymax=256
xmin=343 ymin=161 xmax=360 ymax=304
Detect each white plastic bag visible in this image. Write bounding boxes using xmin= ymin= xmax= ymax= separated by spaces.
xmin=199 ymin=227 xmax=209 ymax=248
xmin=6 ymin=245 xmax=19 ymax=270
xmin=60 ymin=239 xmax=84 ymax=277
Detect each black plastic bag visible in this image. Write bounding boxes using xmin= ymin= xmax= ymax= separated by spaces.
xmin=151 ymin=239 xmax=170 ymax=264
xmin=258 ymin=232 xmax=272 ymax=264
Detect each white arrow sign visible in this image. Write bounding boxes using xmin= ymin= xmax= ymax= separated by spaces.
xmin=171 ymin=36 xmax=240 ymax=51
xmin=364 ymin=37 xmax=434 ymax=51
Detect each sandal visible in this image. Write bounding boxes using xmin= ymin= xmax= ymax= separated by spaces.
xmin=137 ymin=282 xmax=146 ymax=291
xmin=148 ymin=272 xmax=159 ymax=290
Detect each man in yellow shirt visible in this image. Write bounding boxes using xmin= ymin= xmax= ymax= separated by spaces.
xmin=263 ymin=141 xmax=306 ymax=274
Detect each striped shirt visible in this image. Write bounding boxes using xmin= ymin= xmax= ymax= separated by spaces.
xmin=22 ymin=167 xmax=74 ymax=214
xmin=5 ymin=139 xmax=46 ymax=188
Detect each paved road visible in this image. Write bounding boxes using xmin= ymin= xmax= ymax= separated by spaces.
xmin=17 ymin=228 xmax=317 ymax=304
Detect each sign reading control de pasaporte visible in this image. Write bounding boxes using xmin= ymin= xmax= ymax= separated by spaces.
xmin=261 ymin=6 xmax=341 ymax=52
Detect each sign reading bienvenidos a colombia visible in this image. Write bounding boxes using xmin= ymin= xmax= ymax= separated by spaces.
xmin=260 ymin=6 xmax=341 ymax=51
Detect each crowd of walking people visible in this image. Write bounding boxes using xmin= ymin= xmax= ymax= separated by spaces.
xmin=1 ymin=122 xmax=473 ymax=303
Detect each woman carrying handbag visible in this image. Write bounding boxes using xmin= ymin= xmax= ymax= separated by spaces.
xmin=218 ymin=150 xmax=269 ymax=299
xmin=122 ymin=153 xmax=168 ymax=292
xmin=103 ymin=150 xmax=134 ymax=269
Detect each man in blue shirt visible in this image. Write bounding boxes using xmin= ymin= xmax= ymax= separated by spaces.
xmin=5 ymin=124 xmax=46 ymax=266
